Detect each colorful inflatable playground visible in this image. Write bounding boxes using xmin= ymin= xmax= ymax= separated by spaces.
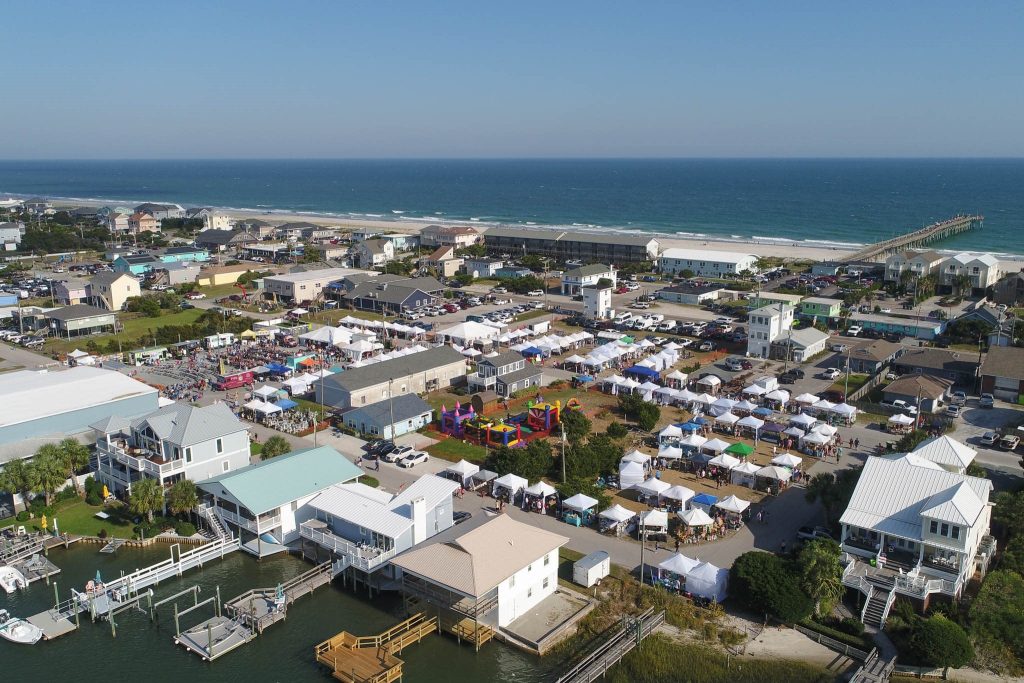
xmin=439 ymin=398 xmax=582 ymax=447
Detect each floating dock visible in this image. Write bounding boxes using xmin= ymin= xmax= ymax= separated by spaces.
xmin=315 ymin=612 xmax=439 ymax=683
xmin=10 ymin=553 xmax=61 ymax=586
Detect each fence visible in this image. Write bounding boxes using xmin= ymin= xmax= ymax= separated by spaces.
xmin=892 ymin=665 xmax=948 ymax=679
xmin=793 ymin=623 xmax=872 ymax=661
xmin=848 ymin=367 xmax=889 ymax=402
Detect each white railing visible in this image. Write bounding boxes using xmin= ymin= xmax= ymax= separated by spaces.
xmin=215 ymin=507 xmax=260 ymax=534
xmin=299 ymin=523 xmax=397 ymax=572
xmin=894 ymin=574 xmax=958 ymax=598
xmin=105 ymin=444 xmax=185 ymax=478
xmin=880 ymin=588 xmax=898 ymax=626
xmin=860 ymin=586 xmax=875 ymax=623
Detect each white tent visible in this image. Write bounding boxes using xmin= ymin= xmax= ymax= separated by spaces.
xmin=633 ymin=477 xmax=671 ymax=496
xmin=462 ymin=347 xmax=482 ymax=358
xmin=599 ymin=504 xmax=635 ymax=524
xmin=619 ymin=377 xmax=641 ymax=393
xmin=654 ymin=386 xmax=680 ymax=404
xmin=660 ymin=485 xmax=695 ymax=505
xmin=438 ymin=321 xmax=500 ymax=346
xmin=659 ymin=553 xmax=699 ymax=576
xmin=677 ymin=388 xmax=700 ymax=403
xmin=622 ymin=449 xmax=651 ymax=466
xmin=794 ymin=392 xmax=819 ymax=404
xmin=493 ymin=473 xmax=528 ymax=497
xmin=618 ymin=460 xmax=646 ymax=489
xmin=771 ymin=452 xmax=802 ymax=468
xmin=708 ymin=453 xmax=741 ymax=470
xmin=832 ymin=402 xmax=858 ymax=418
xmin=639 ymin=509 xmax=668 ymax=532
xmin=711 ymin=397 xmax=737 ymax=414
xmin=685 ymin=561 xmax=729 ymax=603
xmin=802 ymin=431 xmax=830 ymax=445
xmin=666 ymin=369 xmax=688 ymax=382
xmin=790 ymin=413 xmax=817 ymax=428
xmin=702 ymin=438 xmax=731 ymax=454
xmin=252 ymin=385 xmax=279 ymax=400
xmin=733 ymin=399 xmax=759 ymax=413
xmin=714 ymin=412 xmax=740 ymax=426
xmin=697 ymin=375 xmax=721 ymax=388
xmin=765 ymin=389 xmax=790 ymax=404
xmin=812 ymin=399 xmax=837 ymax=412
xmin=694 ymin=393 xmax=718 ymax=406
xmin=756 ymin=465 xmax=792 ymax=481
xmin=742 ymin=384 xmax=767 ymax=396
xmin=658 ymin=445 xmax=684 ymax=460
xmin=562 ymin=493 xmax=599 ymax=512
xmin=784 ymin=426 xmax=807 ymax=439
xmin=715 ymin=495 xmax=750 ymax=514
xmin=813 ymin=423 xmax=838 ymax=437
xmin=678 ymin=507 xmax=714 ymax=526
xmin=679 ymin=434 xmax=707 ymax=449
xmin=444 ymin=460 xmax=480 ymax=487
xmin=638 ymin=380 xmax=661 ymax=397
xmin=889 ymin=412 xmax=915 ymax=425
xmin=659 ymin=424 xmax=683 ymax=443
xmin=563 ymin=354 xmax=586 ymax=366
xmin=281 ymin=376 xmax=310 ymax=395
xmin=736 ymin=415 xmax=765 ymax=430
xmin=731 ymin=461 xmax=761 ymax=487
xmin=245 ymin=400 xmax=282 ymax=416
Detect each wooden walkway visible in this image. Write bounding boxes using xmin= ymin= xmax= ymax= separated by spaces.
xmin=10 ymin=553 xmax=61 ymax=585
xmin=1 ymin=534 xmax=46 ymax=565
xmin=554 ymin=608 xmax=665 ymax=683
xmin=844 ymin=215 xmax=982 ymax=262
xmin=315 ymin=612 xmax=439 ymax=683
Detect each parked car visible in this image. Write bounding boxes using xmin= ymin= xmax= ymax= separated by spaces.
xmin=830 ymin=343 xmax=849 ymax=353
xmin=846 ymin=326 xmax=863 ymax=337
xmin=821 ymin=389 xmax=845 ymax=403
xmin=880 ymin=398 xmax=917 ymax=415
xmin=786 ymin=368 xmax=806 ymax=379
xmin=186 ymin=292 xmax=206 ymax=300
xmin=1000 ymin=435 xmax=1021 ymax=451
xmin=820 ymin=368 xmax=842 ymax=380
xmin=526 ymin=289 xmax=544 ymax=297
xmin=949 ymin=390 xmax=967 ymax=407
xmin=453 ymin=511 xmax=472 ymax=525
xmin=365 ymin=440 xmax=395 ymax=457
xmin=397 ymin=451 xmax=429 ymax=468
xmin=382 ymin=445 xmax=413 ymax=463
xmin=698 ymin=341 xmax=716 ymax=352
xmin=980 ymin=431 xmax=999 ymax=447
xmin=979 ymin=393 xmax=995 ymax=408
xmin=724 ymin=357 xmax=746 ymax=371
xmin=944 ymin=405 xmax=961 ymax=419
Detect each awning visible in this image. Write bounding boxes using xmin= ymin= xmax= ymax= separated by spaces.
xmin=276 ymin=398 xmax=299 ymax=410
xmin=715 ymin=495 xmax=750 ymax=514
xmin=599 ymin=504 xmax=635 ymax=523
xmin=771 ymin=452 xmax=802 ymax=468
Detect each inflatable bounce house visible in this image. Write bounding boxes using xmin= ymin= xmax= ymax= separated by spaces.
xmin=527 ymin=400 xmax=561 ymax=433
xmin=439 ymin=401 xmax=475 ymax=438
xmin=487 ymin=422 xmax=522 ymax=447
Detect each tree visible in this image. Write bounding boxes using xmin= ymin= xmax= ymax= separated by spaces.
xmin=969 ymin=571 xmax=1024 ymax=664
xmin=953 ymin=274 xmax=973 ymax=298
xmin=259 ymin=435 xmax=292 ymax=460
xmin=486 ymin=440 xmax=552 ymax=482
xmin=596 ymin=277 xmax=613 ymax=289
xmin=0 ymin=458 xmax=39 ymax=511
xmin=804 ymin=468 xmax=861 ymax=524
xmin=560 ymin=410 xmax=592 ymax=444
xmin=730 ymin=551 xmax=813 ymax=623
xmin=798 ymin=539 xmax=844 ymax=617
xmin=907 ymin=615 xmax=974 ymax=668
xmin=167 ymin=479 xmax=199 ymax=517
xmin=57 ymin=438 xmax=90 ymax=495
xmin=618 ymin=393 xmax=660 ymax=431
xmin=34 ymin=444 xmax=70 ymax=506
xmin=680 ymin=269 xmax=695 ymax=279
xmin=606 ymin=422 xmax=628 ymax=439
xmin=129 ymin=478 xmax=164 ymax=523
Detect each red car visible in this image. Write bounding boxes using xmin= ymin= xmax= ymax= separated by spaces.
xmin=615 ymin=286 xmax=629 ymax=294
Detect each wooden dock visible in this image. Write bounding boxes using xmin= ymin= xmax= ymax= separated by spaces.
xmin=175 ymin=615 xmax=256 ymax=661
xmin=1 ymin=534 xmax=47 ymax=565
xmin=10 ymin=553 xmax=61 ymax=585
xmin=845 ymin=214 xmax=983 ymax=262
xmin=315 ymin=612 xmax=439 ymax=683
xmin=25 ymin=595 xmax=84 ymax=641
xmin=554 ymin=608 xmax=665 ymax=683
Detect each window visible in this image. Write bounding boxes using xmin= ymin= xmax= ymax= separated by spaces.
xmin=544 ymin=554 xmax=550 ymax=566
xmin=527 ymin=588 xmax=533 ymax=598
xmin=940 ymin=523 xmax=949 ymax=536
xmin=291 ymin=501 xmax=298 ymax=512
xmin=929 ymin=520 xmax=938 ymax=534
xmin=528 ymin=563 xmax=533 ymax=572
xmin=951 ymin=526 xmax=960 ymax=540
xmin=543 ymin=577 xmax=549 ymax=589
xmin=185 ymin=448 xmax=192 ymax=463
xmin=216 ymin=438 xmax=223 ymax=454
xmin=222 ymin=461 xmax=230 ymax=472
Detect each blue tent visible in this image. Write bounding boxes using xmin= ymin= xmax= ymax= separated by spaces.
xmin=752 ymin=407 xmax=773 ymax=417
xmin=691 ymin=416 xmax=710 ymax=425
xmin=574 ymin=375 xmax=594 ymax=383
xmin=266 ymin=362 xmax=290 ymax=376
xmin=680 ymin=422 xmax=702 ymax=432
xmin=691 ymin=493 xmax=718 ymax=510
xmin=276 ymin=398 xmax=299 ymax=411
xmin=520 ymin=346 xmax=544 ymax=357
xmin=625 ymin=365 xmax=659 ymax=379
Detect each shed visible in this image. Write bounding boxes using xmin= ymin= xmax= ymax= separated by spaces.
xmin=573 ymin=550 xmax=611 ymax=588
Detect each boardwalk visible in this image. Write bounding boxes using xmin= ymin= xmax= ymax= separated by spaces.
xmin=845 ymin=215 xmax=982 ymax=262
xmin=315 ymin=612 xmax=439 ymax=683
xmin=555 ymin=608 xmax=665 ymax=683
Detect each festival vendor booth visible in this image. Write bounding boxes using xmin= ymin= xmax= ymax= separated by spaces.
xmin=678 ymin=507 xmax=714 ymax=540
xmin=281 ymin=375 xmax=311 ymax=396
xmin=759 ymin=422 xmax=788 ymax=444
xmin=771 ymin=452 xmax=802 ymax=470
xmin=678 ymin=433 xmax=707 ymax=459
xmin=676 ymin=388 xmax=700 ymax=407
xmin=730 ymin=461 xmax=761 ymax=487
xmin=700 ymin=438 xmax=731 ymax=459
xmin=831 ymin=402 xmax=858 ymax=426
xmin=742 ymin=383 xmax=767 ymax=401
xmin=792 ymin=392 xmax=819 ymax=412
xmin=659 ymin=424 xmax=684 ymax=445
xmin=470 ymin=469 xmax=498 ymax=491
xmin=714 ymin=494 xmax=750 ymax=524
xmin=562 ymin=493 xmax=599 ymax=527
xmin=562 ymin=354 xmax=588 ymax=372
xmin=657 ymin=553 xmax=699 ymax=592
xmin=492 ymin=473 xmax=528 ymax=504
xmin=708 ymin=452 xmax=741 ymax=471
xmin=621 ymin=449 xmax=652 ymax=469
xmin=755 ymin=465 xmax=792 ymax=493
xmin=524 ymin=481 xmax=559 ymax=515
xmin=800 ymin=429 xmax=831 ymax=455
xmin=638 ymin=509 xmax=669 ymax=542
xmin=763 ymin=389 xmax=790 ymax=411
xmin=442 ymin=460 xmax=480 ymax=489
xmin=713 ymin=411 xmax=739 ymax=435
xmin=695 ymin=374 xmax=721 ymax=395
xmin=657 ymin=445 xmax=683 ymax=464
xmin=265 ymin=362 xmax=292 ymax=378
xmin=252 ymin=385 xmax=280 ymax=401
xmin=789 ymin=412 xmax=818 ymax=431
xmin=887 ymin=412 xmax=916 ymax=434
xmin=653 ymin=386 xmax=680 ymax=405
xmin=243 ymin=399 xmax=282 ymax=422
xmin=685 ymin=561 xmax=729 ymax=603
xmin=689 ymin=493 xmax=718 ymax=514
xmin=665 ymin=369 xmax=688 ymax=389
xmin=735 ymin=415 xmax=765 ymax=439
xmin=732 ymin=399 xmax=758 ymax=416
xmin=709 ymin=397 xmax=737 ymax=417
xmin=618 ymin=460 xmax=646 ymax=490
xmin=810 ymin=399 xmax=837 ymax=417
xmin=633 ymin=477 xmax=671 ymax=506
xmin=599 ymin=504 xmax=636 ymax=536
xmin=659 ymin=484 xmax=695 ymax=512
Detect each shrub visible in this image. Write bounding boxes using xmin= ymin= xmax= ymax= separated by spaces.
xmin=730 ymin=552 xmax=813 ymax=624
xmin=174 ymin=521 xmax=197 ymax=537
xmin=799 ymin=619 xmax=873 ymax=651
xmin=606 ymin=422 xmax=628 ymax=439
xmin=98 ymin=528 xmax=108 ymax=539
xmin=907 ymin=615 xmax=974 ymax=668
xmin=85 ymin=490 xmax=103 ymax=506
xmin=16 ymin=511 xmax=29 ymax=522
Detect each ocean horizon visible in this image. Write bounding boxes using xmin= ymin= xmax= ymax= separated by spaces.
xmin=1 ymin=158 xmax=1021 ymax=254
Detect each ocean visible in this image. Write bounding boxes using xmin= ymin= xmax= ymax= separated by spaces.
xmin=0 ymin=158 xmax=1021 ymax=254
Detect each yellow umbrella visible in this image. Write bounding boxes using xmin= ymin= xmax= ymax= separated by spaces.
xmin=40 ymin=514 xmax=48 ymax=531
xmin=102 ymin=485 xmax=110 ymax=500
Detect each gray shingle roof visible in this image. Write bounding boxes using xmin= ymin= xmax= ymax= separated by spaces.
xmin=317 ymin=346 xmax=466 ymax=393
xmin=496 ymin=366 xmax=543 ymax=385
xmin=980 ymin=346 xmax=1024 ymax=381
xmin=90 ymin=271 xmax=135 ymax=287
xmin=343 ymin=393 xmax=433 ymax=426
xmin=46 ymin=304 xmax=114 ymax=321
xmin=563 ymin=264 xmax=613 ymax=278
xmin=478 ymin=351 xmax=524 ymax=369
xmin=133 ymin=402 xmax=245 ymax=447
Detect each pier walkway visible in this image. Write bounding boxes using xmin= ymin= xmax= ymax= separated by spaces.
xmin=102 ymin=536 xmax=239 ymax=599
xmin=1 ymin=533 xmax=47 ymax=565
xmin=554 ymin=608 xmax=665 ymax=683
xmin=10 ymin=553 xmax=61 ymax=586
xmin=845 ymin=215 xmax=982 ymax=262
xmin=315 ymin=612 xmax=439 ymax=683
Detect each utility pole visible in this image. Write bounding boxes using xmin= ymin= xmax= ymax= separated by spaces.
xmin=388 ymin=378 xmax=395 ymax=444
xmin=843 ymin=345 xmax=852 ymax=398
xmin=561 ymin=428 xmax=567 ymax=483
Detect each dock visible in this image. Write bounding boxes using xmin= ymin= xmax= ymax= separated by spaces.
xmin=554 ymin=608 xmax=665 ymax=683
xmin=845 ymin=214 xmax=983 ymax=262
xmin=101 ymin=536 xmax=239 ymax=599
xmin=10 ymin=553 xmax=61 ymax=586
xmin=1 ymin=534 xmax=47 ymax=565
xmin=315 ymin=612 xmax=439 ymax=683
xmin=100 ymin=538 xmax=126 ymax=554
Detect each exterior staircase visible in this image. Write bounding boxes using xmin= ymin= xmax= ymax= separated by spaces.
xmin=198 ymin=503 xmax=229 ymax=541
xmin=861 ymin=574 xmax=896 ymax=629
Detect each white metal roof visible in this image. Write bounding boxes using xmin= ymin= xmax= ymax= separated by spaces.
xmin=309 ymin=484 xmax=413 ymax=538
xmin=911 ymin=435 xmax=977 ymax=470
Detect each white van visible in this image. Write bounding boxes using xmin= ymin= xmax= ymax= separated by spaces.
xmin=614 ymin=312 xmax=633 ymax=324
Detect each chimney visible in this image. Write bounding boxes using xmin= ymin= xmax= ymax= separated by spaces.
xmin=410 ymin=496 xmax=427 ymax=544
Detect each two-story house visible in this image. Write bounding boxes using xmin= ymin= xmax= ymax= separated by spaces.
xmin=746 ymin=303 xmax=794 ymax=359
xmin=941 ymin=253 xmax=1001 ymax=295
xmin=419 ymin=246 xmax=463 ymax=278
xmin=53 ymin=281 xmax=88 ymax=306
xmin=112 ymin=254 xmax=159 ymax=276
xmin=468 ymin=350 xmax=543 ymax=397
xmin=884 ymin=250 xmax=944 ymax=283
xmin=583 ymin=284 xmax=613 ymax=320
xmin=992 ymin=270 xmax=1024 ymax=307
xmin=196 ymin=445 xmax=362 ymax=555
xmin=128 ymin=212 xmax=160 ymax=235
xmin=840 ymin=453 xmax=995 ymax=618
xmin=185 ymin=208 xmax=232 ymax=230
xmin=91 ymin=402 xmax=252 ymax=496
xmin=420 ymin=224 xmax=480 ymax=249
xmin=300 ymin=474 xmax=460 ymax=582
xmin=160 ymin=246 xmax=210 ymax=264
xmin=87 ymin=271 xmax=141 ymax=311
xmin=560 ymin=264 xmax=616 ymax=296
xmin=350 ymin=239 xmax=395 ymax=269
xmin=105 ymin=212 xmax=131 ymax=233
xmin=798 ymin=297 xmax=843 ymax=319
xmin=462 ymin=257 xmax=504 ymax=279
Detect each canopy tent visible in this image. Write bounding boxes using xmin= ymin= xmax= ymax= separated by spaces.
xmin=771 ymin=452 xmax=803 ymax=468
xmin=708 ymin=453 xmax=741 ymax=469
xmin=701 ymin=438 xmax=731 ymax=454
xmin=889 ymin=412 xmax=915 ymax=425
xmin=622 ymin=449 xmax=651 ymax=466
xmin=715 ymin=495 xmax=750 ymax=514
xmin=265 ymin=362 xmax=291 ymax=376
xmin=252 ymin=385 xmax=279 ymax=400
xmin=752 ymin=407 xmax=774 ymax=417
xmin=618 ymin=461 xmax=646 ymax=489
xmin=742 ymin=384 xmax=767 ymax=397
xmin=244 ymin=399 xmax=282 ymax=416
xmin=730 ymin=461 xmax=761 ymax=487
xmin=794 ymin=392 xmax=819 ymax=404
xmin=756 ymin=465 xmax=792 ymax=481
xmin=832 ymin=402 xmax=858 ymax=418
xmin=694 ymin=393 xmax=718 ymax=406
xmin=562 ymin=354 xmax=587 ymax=366
xmin=733 ymin=399 xmax=759 ymax=413
xmin=802 ymin=431 xmax=831 ymax=445
xmin=696 ymin=375 xmax=721 ymax=387
xmin=658 ymin=553 xmax=699 ymax=576
xmin=784 ymin=426 xmax=807 ymax=438
xmin=638 ymin=509 xmax=668 ymax=532
xmin=736 ymin=415 xmax=765 ymax=431
xmin=525 ymin=481 xmax=558 ymax=498
xmin=690 ymin=493 xmax=718 ymax=513
xmin=276 ymin=398 xmax=299 ymax=410
xmin=677 ymin=388 xmax=699 ymax=403
xmin=462 ymin=347 xmax=482 ymax=358
xmin=471 ymin=469 xmax=498 ymax=489
xmin=666 ymin=368 xmax=688 ymax=383
xmin=678 ymin=507 xmax=714 ymax=526
xmin=618 ymin=377 xmax=641 ymax=393
xmin=660 ymin=485 xmax=695 ymax=505
xmin=685 ymin=561 xmax=729 ymax=603
xmin=710 ymin=397 xmax=737 ymax=414
xmin=600 ymin=504 xmax=636 ymax=524
xmin=653 ymin=386 xmax=680 ymax=404
xmin=790 ymin=413 xmax=818 ymax=428
xmin=679 ymin=422 xmax=702 ymax=433
xmin=633 ymin=477 xmax=671 ymax=497
xmin=813 ymin=423 xmax=838 ymax=437
xmin=562 ymin=493 xmax=599 ymax=512
xmin=761 ymin=422 xmax=786 ymax=435
xmin=657 ymin=445 xmax=684 ymax=460
xmin=625 ymin=365 xmax=660 ymax=380
xmin=765 ymin=389 xmax=790 ymax=404
xmin=714 ymin=412 xmax=740 ymax=426
xmin=812 ymin=399 xmax=837 ymax=412
xmin=678 ymin=433 xmax=707 ymax=450
xmin=493 ymin=473 xmax=528 ymax=497
xmin=637 ymin=380 xmax=662 ymax=396
xmin=724 ymin=442 xmax=754 ymax=458
xmin=444 ymin=460 xmax=480 ymax=487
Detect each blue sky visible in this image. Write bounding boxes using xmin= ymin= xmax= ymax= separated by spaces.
xmin=5 ymin=1 xmax=1022 ymax=158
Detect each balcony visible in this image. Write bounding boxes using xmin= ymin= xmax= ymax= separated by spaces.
xmin=102 ymin=443 xmax=185 ymax=478
xmin=300 ymin=520 xmax=397 ymax=572
xmin=843 ymin=535 xmax=879 ymax=554
xmin=921 ymin=553 xmax=961 ymax=576
xmin=214 ymin=507 xmax=274 ymax=535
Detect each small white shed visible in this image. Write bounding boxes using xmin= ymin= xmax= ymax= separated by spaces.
xmin=573 ymin=550 xmax=611 ymax=588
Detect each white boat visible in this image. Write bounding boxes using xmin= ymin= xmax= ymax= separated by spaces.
xmin=0 ymin=566 xmax=27 ymax=594
xmin=0 ymin=609 xmax=42 ymax=644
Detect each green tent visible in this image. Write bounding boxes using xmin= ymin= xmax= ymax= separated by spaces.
xmin=725 ymin=442 xmax=754 ymax=457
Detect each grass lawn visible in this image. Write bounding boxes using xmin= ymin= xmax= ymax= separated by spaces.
xmin=292 ymin=397 xmax=329 ymax=420
xmin=831 ymin=373 xmax=869 ymax=395
xmin=358 ymin=475 xmax=380 ymax=488
xmin=426 ymin=437 xmax=488 ymax=463
xmin=45 ymin=307 xmax=208 ymax=354
xmin=250 ymin=441 xmax=263 ymax=457
xmin=2 ymin=499 xmax=137 ymax=538
xmin=513 ymin=308 xmax=551 ymax=323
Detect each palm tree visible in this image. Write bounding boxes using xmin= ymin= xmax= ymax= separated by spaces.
xmin=798 ymin=538 xmax=844 ymax=617
xmin=57 ymin=438 xmax=91 ymax=496
xmin=0 ymin=459 xmax=39 ymax=513
xmin=259 ymin=436 xmax=292 ymax=461
xmin=129 ymin=478 xmax=164 ymax=523
xmin=34 ymin=445 xmax=70 ymax=506
xmin=953 ymin=274 xmax=973 ymax=298
xmin=167 ymin=480 xmax=198 ymax=517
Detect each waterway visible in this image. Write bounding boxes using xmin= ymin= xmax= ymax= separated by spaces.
xmin=2 ymin=543 xmax=567 ymax=682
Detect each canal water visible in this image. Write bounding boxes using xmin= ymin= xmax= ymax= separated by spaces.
xmin=2 ymin=543 xmax=567 ymax=682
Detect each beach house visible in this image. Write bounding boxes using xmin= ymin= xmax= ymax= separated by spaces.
xmin=884 ymin=251 xmax=945 ymax=283
xmin=746 ymin=303 xmax=794 ymax=359
xmin=779 ymin=327 xmax=829 ymax=362
xmin=127 ymin=212 xmax=160 ymax=235
xmin=53 ymin=281 xmax=88 ymax=306
xmin=467 ymin=350 xmax=542 ymax=397
xmin=350 ymin=239 xmax=395 ymax=269
xmin=658 ymin=248 xmax=757 ymax=278
xmin=560 ymin=264 xmax=616 ymax=295
xmin=344 ymin=275 xmax=444 ymax=315
xmin=582 ymin=284 xmax=614 ymax=319
xmin=159 ymin=246 xmax=210 ymax=264
xmin=186 ymin=208 xmax=232 ymax=230
xmin=195 ymin=228 xmax=256 ymax=252
xmin=979 ymin=346 xmax=1024 ymax=403
xmin=840 ymin=454 xmax=995 ymax=615
xmin=44 ymin=304 xmax=117 ymax=338
xmin=134 ymin=202 xmax=184 ymax=220
xmin=112 ymin=254 xmax=159 ymax=276
xmin=940 ymin=253 xmax=1001 ymax=295
xmin=105 ymin=212 xmax=131 ymax=233
xmin=462 ymin=257 xmax=504 ymax=279
xmin=341 ymin=393 xmax=434 ymax=439
xmin=263 ymin=267 xmax=364 ymax=304
xmin=420 ymin=224 xmax=480 ymax=249
xmin=484 ymin=227 xmax=659 ymax=263
xmin=420 ymin=246 xmax=464 ymax=278
xmin=798 ymin=297 xmax=843 ymax=319
xmin=196 ymin=445 xmax=362 ymax=555
xmin=88 ymin=271 xmax=141 ymax=311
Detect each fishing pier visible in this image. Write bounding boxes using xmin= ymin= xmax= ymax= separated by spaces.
xmin=845 ymin=214 xmax=983 ymax=262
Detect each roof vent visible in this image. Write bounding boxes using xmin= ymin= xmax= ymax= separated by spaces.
xmin=378 ymin=283 xmax=388 ymax=291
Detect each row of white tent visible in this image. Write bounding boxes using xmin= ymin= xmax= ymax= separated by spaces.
xmin=509 ymin=331 xmax=594 ymax=355
xmin=299 ymin=321 xmax=426 ymax=347
xmin=656 ymin=553 xmax=729 ymax=602
xmin=346 ymin=344 xmax=430 ymax=368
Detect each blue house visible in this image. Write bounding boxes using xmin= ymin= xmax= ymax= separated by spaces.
xmin=112 ymin=254 xmax=159 ymax=276
xmin=301 ymin=475 xmax=459 ymax=578
xmin=495 ymin=266 xmax=534 ymax=279
xmin=342 ymin=394 xmax=433 ymax=440
xmin=160 ymin=246 xmax=210 ymax=264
